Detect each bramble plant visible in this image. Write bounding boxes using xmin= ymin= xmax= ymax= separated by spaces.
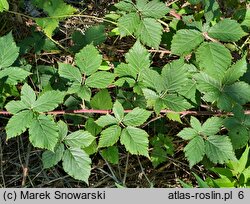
xmin=0 ymin=0 xmax=250 ymax=187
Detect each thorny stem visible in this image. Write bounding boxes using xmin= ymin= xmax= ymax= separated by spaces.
xmin=1 ymin=109 xmax=250 ymax=116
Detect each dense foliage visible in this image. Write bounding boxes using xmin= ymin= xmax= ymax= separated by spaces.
xmin=0 ymin=0 xmax=250 ymax=187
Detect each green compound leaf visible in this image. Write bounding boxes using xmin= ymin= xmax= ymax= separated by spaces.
xmin=64 ymin=130 xmax=95 ymax=148
xmin=142 ymin=69 xmax=165 ymax=93
xmin=123 ymin=107 xmax=151 ymax=126
xmin=223 ymin=81 xmax=250 ymax=106
xmin=62 ymin=148 xmax=91 ymax=184
xmin=115 ymin=0 xmax=135 ymax=12
xmin=120 ymin=126 xmax=149 ymax=157
xmin=196 ymin=42 xmax=232 ymax=80
xmin=208 ymin=19 xmax=247 ymax=42
xmin=75 ymin=44 xmax=102 ymax=76
xmin=222 ymin=57 xmax=248 ymax=85
xmin=190 ymin=116 xmax=202 ymax=132
xmin=162 ymin=95 xmax=192 ymax=112
xmin=58 ymin=63 xmax=82 ymax=84
xmin=6 ymin=110 xmax=33 ymax=139
xmin=125 ymin=40 xmax=150 ymax=73
xmin=42 ymin=143 xmax=65 ymax=169
xmin=5 ymin=101 xmax=28 ymax=114
xmin=85 ymin=71 xmax=115 ymax=89
xmin=90 ymin=89 xmax=113 ymax=110
xmin=205 ymin=135 xmax=235 ymax=164
xmin=177 ymin=128 xmax=199 ymax=140
xmin=194 ymin=72 xmax=221 ymax=102
xmin=135 ymin=18 xmax=163 ymax=49
xmin=0 ymin=67 xmax=31 ymax=85
xmin=118 ymin=12 xmax=140 ymax=37
xmin=29 ymin=115 xmax=59 ymax=151
xmin=33 ymin=0 xmax=77 ymax=16
xmin=0 ymin=0 xmax=9 ymax=12
xmin=184 ymin=136 xmax=205 ymax=168
xmin=98 ymin=125 xmax=121 ymax=148
xmin=113 ymin=101 xmax=124 ymax=122
xmin=100 ymin=146 xmax=119 ymax=164
xmin=0 ymin=32 xmax=19 ymax=69
xmin=35 ymin=18 xmax=59 ymax=38
xmin=201 ymin=117 xmax=223 ymax=136
xmin=161 ymin=59 xmax=188 ymax=92
xmin=228 ymin=127 xmax=250 ymax=150
xmin=58 ymin=120 xmax=68 ymax=141
xmin=33 ymin=91 xmax=65 ymax=112
xmin=95 ymin=115 xmax=119 ymax=128
xmin=20 ymin=83 xmax=36 ymax=108
xmin=137 ymin=0 xmax=170 ymax=19
xmin=171 ymin=29 xmax=204 ymax=55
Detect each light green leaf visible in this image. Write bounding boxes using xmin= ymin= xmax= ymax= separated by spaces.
xmin=64 ymin=130 xmax=95 ymax=148
xmin=178 ymin=78 xmax=197 ymax=102
xmin=35 ymin=18 xmax=59 ymax=38
xmin=135 ymin=18 xmax=163 ymax=49
xmin=177 ymin=128 xmax=199 ymax=140
xmin=98 ymin=125 xmax=121 ymax=148
xmin=125 ymin=40 xmax=150 ymax=73
xmin=222 ymin=57 xmax=247 ymax=85
xmin=33 ymin=91 xmax=65 ymax=112
xmin=238 ymin=146 xmax=249 ymax=174
xmin=62 ymin=148 xmax=91 ymax=184
xmin=0 ymin=32 xmax=19 ymax=69
xmin=201 ymin=117 xmax=223 ymax=136
xmin=190 ymin=116 xmax=202 ymax=131
xmin=162 ymin=95 xmax=192 ymax=111
xmin=58 ymin=120 xmax=68 ymax=141
xmin=196 ymin=42 xmax=232 ymax=80
xmin=171 ymin=29 xmax=204 ymax=55
xmin=118 ymin=12 xmax=140 ymax=37
xmin=0 ymin=0 xmax=9 ymax=12
xmin=166 ymin=112 xmax=182 ymax=123
xmin=5 ymin=101 xmax=28 ymax=114
xmin=161 ymin=60 xmax=188 ymax=92
xmin=73 ymin=85 xmax=91 ymax=101
xmin=100 ymin=146 xmax=119 ymax=164
xmin=123 ymin=107 xmax=151 ymax=126
xmin=142 ymin=69 xmax=165 ymax=92
xmin=85 ymin=71 xmax=115 ymax=88
xmin=58 ymin=63 xmax=82 ymax=84
xmin=205 ymin=135 xmax=235 ymax=164
xmin=241 ymin=9 xmax=250 ymax=28
xmin=33 ymin=0 xmax=77 ymax=17
xmin=85 ymin=118 xmax=102 ymax=136
xmin=21 ymin=83 xmax=36 ymax=108
xmin=194 ymin=72 xmax=221 ymax=102
xmin=142 ymin=88 xmax=159 ymax=108
xmin=115 ymin=0 xmax=135 ymax=12
xmin=120 ymin=126 xmax=149 ymax=157
xmin=223 ymin=81 xmax=250 ymax=105
xmin=138 ymin=0 xmax=170 ymax=19
xmin=6 ymin=110 xmax=33 ymax=139
xmin=75 ymin=44 xmax=102 ymax=76
xmin=29 ymin=115 xmax=59 ymax=151
xmin=0 ymin=67 xmax=31 ymax=85
xmin=113 ymin=101 xmax=124 ymax=122
xmin=90 ymin=89 xmax=113 ymax=110
xmin=95 ymin=114 xmax=119 ymax=127
xmin=208 ymin=19 xmax=247 ymax=42
xmin=42 ymin=143 xmax=65 ymax=169
xmin=184 ymin=136 xmax=205 ymax=167
xmin=115 ymin=63 xmax=137 ymax=80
